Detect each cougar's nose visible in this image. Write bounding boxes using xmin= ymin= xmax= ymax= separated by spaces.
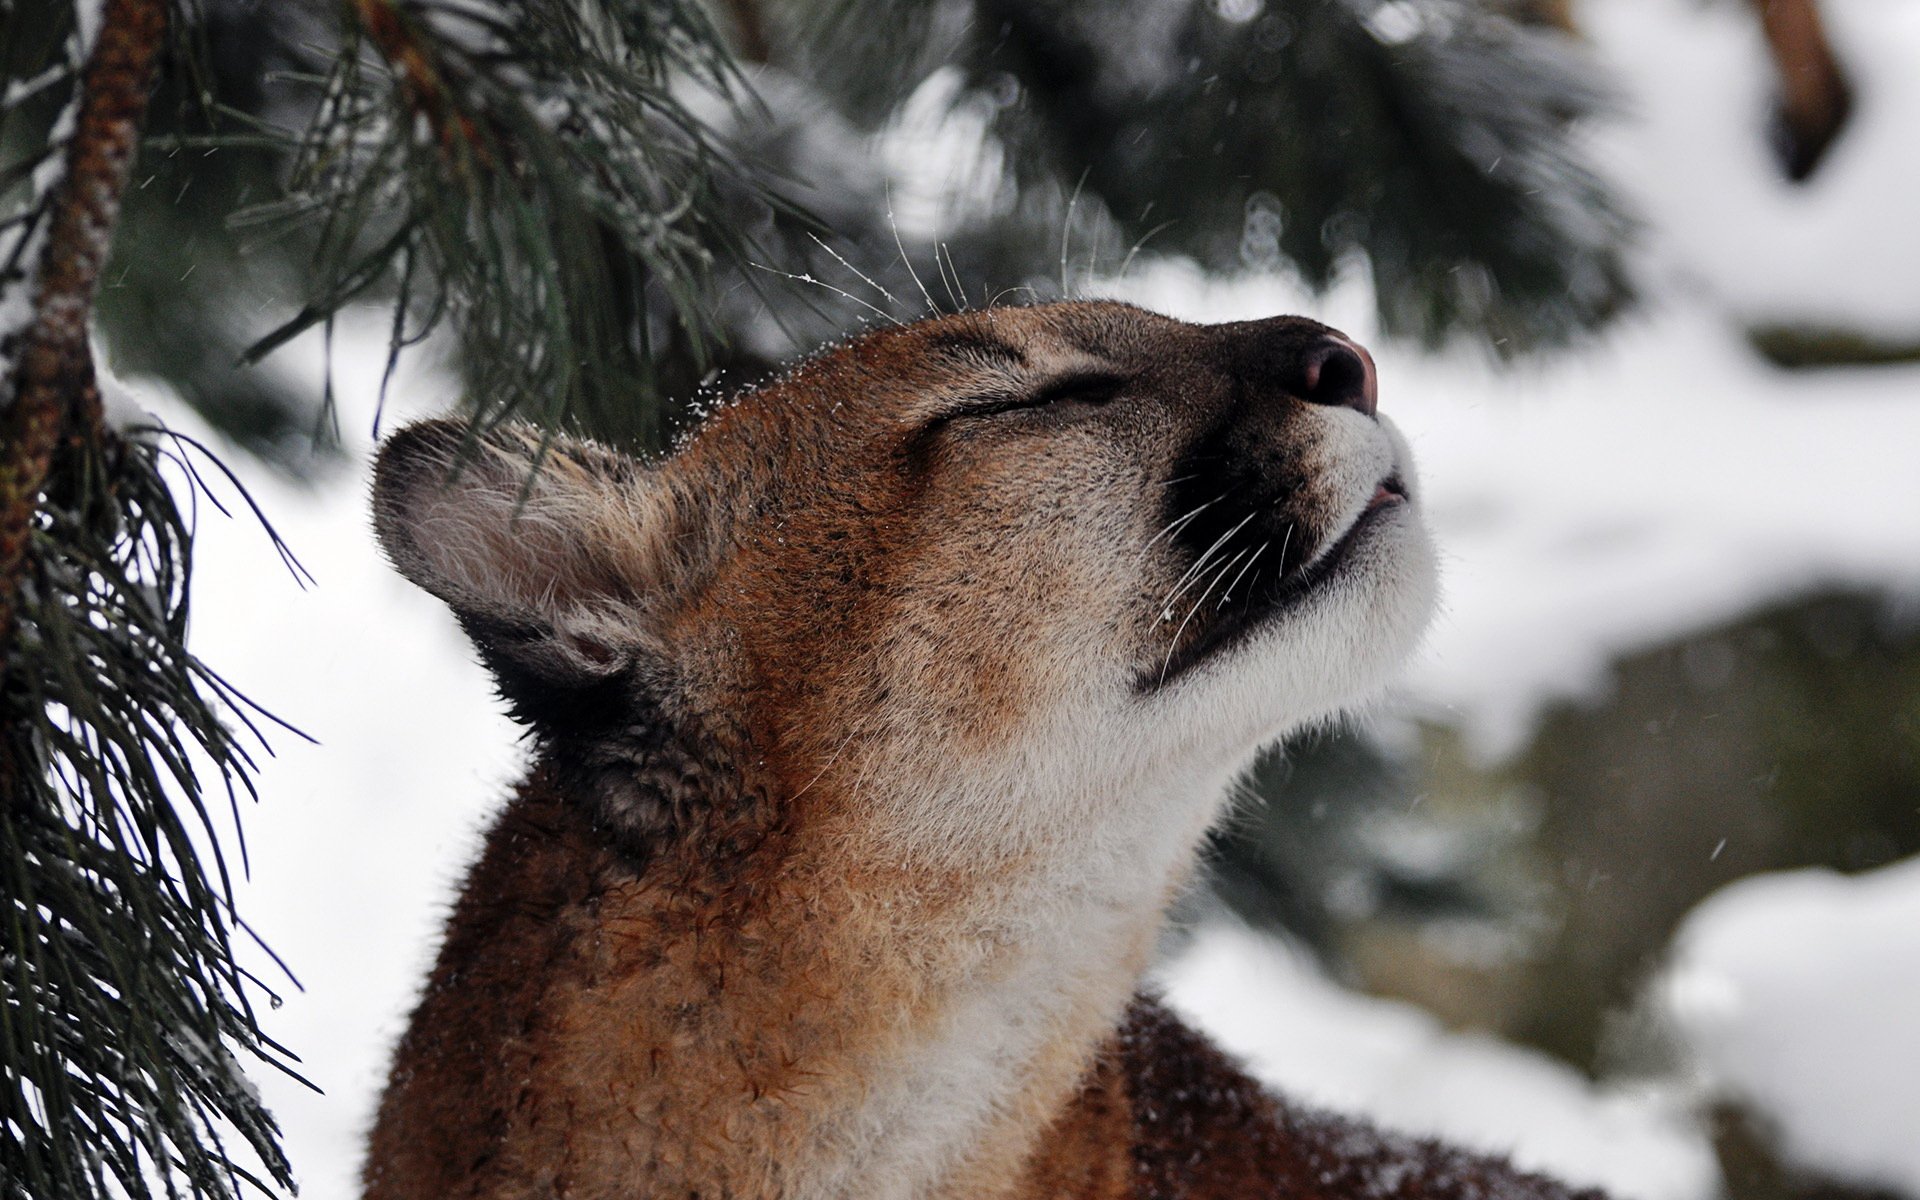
xmin=1299 ymin=336 xmax=1377 ymax=418
xmin=1221 ymin=317 xmax=1379 ymax=418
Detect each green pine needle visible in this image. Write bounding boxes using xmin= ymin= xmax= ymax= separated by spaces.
xmin=1 ymin=429 xmax=310 ymax=1200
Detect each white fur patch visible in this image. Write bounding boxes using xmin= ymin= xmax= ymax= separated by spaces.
xmin=790 ymin=411 xmax=1437 ymax=1197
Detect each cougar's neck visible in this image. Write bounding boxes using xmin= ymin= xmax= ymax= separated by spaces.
xmin=482 ymin=706 xmax=1235 ymax=1200
xmin=755 ymin=736 xmax=1242 ymax=1200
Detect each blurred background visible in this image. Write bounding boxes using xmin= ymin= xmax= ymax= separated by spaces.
xmin=3 ymin=1 xmax=1916 ymax=1198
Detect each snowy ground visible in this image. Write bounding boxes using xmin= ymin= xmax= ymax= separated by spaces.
xmin=114 ymin=0 xmax=1920 ymax=1194
xmin=1116 ymin=0 xmax=1920 ymax=760
xmin=1118 ymin=265 xmax=1920 ymax=761
xmin=1160 ymin=925 xmax=1718 ymax=1200
xmin=1658 ymin=859 xmax=1920 ymax=1198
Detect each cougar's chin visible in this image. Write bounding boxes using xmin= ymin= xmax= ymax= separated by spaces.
xmin=1143 ymin=495 xmax=1431 ymax=689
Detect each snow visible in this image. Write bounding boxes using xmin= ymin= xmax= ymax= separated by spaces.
xmin=1656 ymin=856 xmax=1920 ymax=1197
xmin=1159 ymin=924 xmax=1719 ymax=1200
xmin=0 ymin=63 xmax=73 ymax=109
xmin=1390 ymin=305 xmax=1920 ymax=757
xmin=1106 ymin=0 xmax=1920 ymax=759
xmin=73 ymin=0 xmax=104 ymax=55
xmin=1589 ymin=0 xmax=1920 ymax=338
xmin=876 ymin=67 xmax=1006 ymax=245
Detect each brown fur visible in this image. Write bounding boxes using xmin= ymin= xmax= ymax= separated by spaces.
xmin=363 ymin=302 xmax=1573 ymax=1199
xmin=365 ymin=767 xmax=1605 ymax=1200
xmin=1109 ymin=1000 xmax=1607 ymax=1200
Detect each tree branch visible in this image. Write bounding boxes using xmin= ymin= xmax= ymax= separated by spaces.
xmin=1749 ymin=0 xmax=1853 ymax=181
xmin=722 ymin=0 xmax=772 ymax=65
xmin=0 ymin=0 xmax=167 ymax=685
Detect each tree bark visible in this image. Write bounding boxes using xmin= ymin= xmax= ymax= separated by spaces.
xmin=722 ymin=0 xmax=771 ymax=65
xmin=1749 ymin=0 xmax=1853 ymax=181
xmin=0 ymin=0 xmax=167 ymax=684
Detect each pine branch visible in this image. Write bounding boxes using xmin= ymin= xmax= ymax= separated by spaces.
xmin=241 ymin=0 xmax=805 ymax=453
xmin=794 ymin=0 xmax=1635 ymax=353
xmin=90 ymin=1 xmax=349 ymax=474
xmin=1749 ymin=0 xmax=1852 ymax=181
xmin=1 ymin=3 xmax=302 ymax=1196
xmin=0 ymin=0 xmax=164 ymax=678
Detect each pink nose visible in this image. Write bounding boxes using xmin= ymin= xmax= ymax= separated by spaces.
xmin=1300 ymin=336 xmax=1378 ymax=418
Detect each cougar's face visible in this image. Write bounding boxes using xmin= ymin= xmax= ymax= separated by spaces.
xmin=374 ymin=299 xmax=1434 ymax=857
xmin=681 ymin=300 xmax=1436 ymax=785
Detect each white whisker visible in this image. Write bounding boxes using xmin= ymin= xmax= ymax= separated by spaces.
xmin=1159 ymin=547 xmax=1250 ymax=685
xmin=933 ymin=241 xmax=962 ymax=311
xmin=1060 ymin=166 xmax=1090 ymax=299
xmin=938 ymin=242 xmax=969 ymax=310
xmin=750 ymin=262 xmax=903 ymax=327
xmin=1117 ymin=219 xmax=1177 ymax=281
xmin=1218 ymin=541 xmax=1268 ymax=607
xmin=884 ymin=182 xmax=939 ymax=315
xmin=1141 ymin=494 xmax=1224 ymax=559
xmin=809 ymin=233 xmax=902 ymax=312
xmin=1161 ymin=509 xmax=1258 ymax=610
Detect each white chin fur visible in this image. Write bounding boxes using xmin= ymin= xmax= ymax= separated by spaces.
xmin=1144 ymin=410 xmax=1439 ymax=762
xmin=816 ymin=417 xmax=1438 ymax=1200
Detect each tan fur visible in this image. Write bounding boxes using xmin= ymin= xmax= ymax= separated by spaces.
xmin=361 ymin=303 xmax=1592 ymax=1200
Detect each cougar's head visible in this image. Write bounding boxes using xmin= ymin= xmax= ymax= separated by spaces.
xmin=374 ymin=301 xmax=1435 ymax=860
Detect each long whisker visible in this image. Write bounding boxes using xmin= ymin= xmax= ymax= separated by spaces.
xmin=1159 ymin=548 xmax=1251 ymax=685
xmin=1079 ymin=210 xmax=1105 ymax=297
xmin=933 ymin=240 xmax=963 ymax=311
xmin=750 ymin=262 xmax=903 ymax=328
xmin=1218 ymin=541 xmax=1268 ymax=608
xmin=884 ymin=183 xmax=939 ymax=315
xmin=938 ymin=242 xmax=969 ymax=310
xmin=791 ymin=729 xmax=859 ymax=803
xmin=1060 ymin=166 xmax=1090 ymax=298
xmin=808 ymin=233 xmax=902 ymax=312
xmin=1139 ymin=494 xmax=1225 ymax=561
xmin=1161 ymin=509 xmax=1259 ymax=610
xmin=1117 ymin=219 xmax=1178 ymax=281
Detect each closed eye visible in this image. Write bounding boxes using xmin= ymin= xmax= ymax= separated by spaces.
xmin=938 ymin=373 xmax=1126 ymax=424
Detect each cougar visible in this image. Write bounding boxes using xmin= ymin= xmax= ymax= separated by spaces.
xmin=363 ymin=300 xmax=1593 ymax=1200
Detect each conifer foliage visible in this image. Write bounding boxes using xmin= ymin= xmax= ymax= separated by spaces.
xmin=1 ymin=4 xmax=302 ymax=1197
xmin=0 ymin=0 xmax=1632 ymax=1195
xmin=251 ymin=0 xmax=788 ymax=451
xmin=794 ymin=0 xmax=1632 ymax=349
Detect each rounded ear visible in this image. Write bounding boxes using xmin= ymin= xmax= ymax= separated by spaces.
xmin=371 ymin=419 xmax=690 ymax=725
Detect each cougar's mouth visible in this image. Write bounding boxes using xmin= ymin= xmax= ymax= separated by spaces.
xmin=1140 ymin=472 xmax=1412 ymax=691
xmin=1295 ymin=472 xmax=1408 ymax=578
xmin=1367 ymin=475 xmax=1409 ymax=511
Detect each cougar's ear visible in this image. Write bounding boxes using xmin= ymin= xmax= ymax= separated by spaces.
xmin=372 ymin=420 xmax=696 ymax=727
